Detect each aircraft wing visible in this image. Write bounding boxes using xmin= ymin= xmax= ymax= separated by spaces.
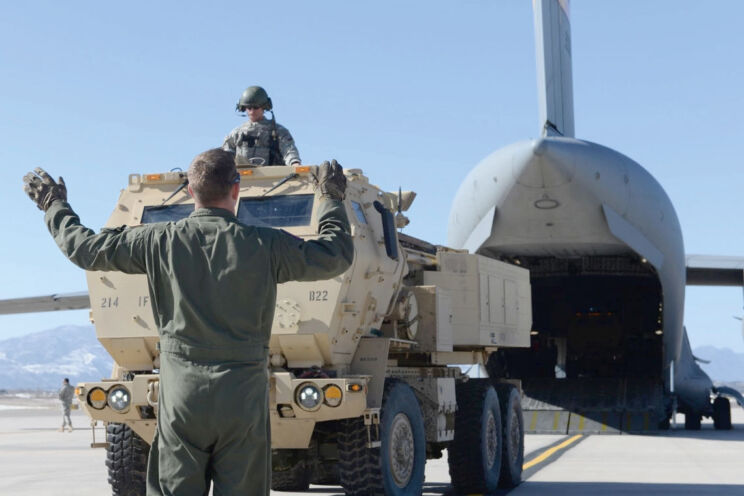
xmin=686 ymin=255 xmax=744 ymax=286
xmin=0 ymin=292 xmax=90 ymax=315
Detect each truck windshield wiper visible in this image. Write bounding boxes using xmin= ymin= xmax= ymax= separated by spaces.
xmin=262 ymin=172 xmax=299 ymax=197
xmin=161 ymin=178 xmax=189 ymax=206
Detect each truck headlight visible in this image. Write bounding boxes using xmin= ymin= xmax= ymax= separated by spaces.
xmin=323 ymin=385 xmax=343 ymax=407
xmin=107 ymin=386 xmax=131 ymax=412
xmin=88 ymin=387 xmax=107 ymax=410
xmin=296 ymin=382 xmax=322 ymax=411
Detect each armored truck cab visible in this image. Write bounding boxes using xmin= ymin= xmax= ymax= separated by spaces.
xmin=74 ymin=164 xmax=532 ymax=495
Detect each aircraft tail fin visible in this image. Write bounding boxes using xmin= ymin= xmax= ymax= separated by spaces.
xmin=533 ymin=0 xmax=575 ymax=137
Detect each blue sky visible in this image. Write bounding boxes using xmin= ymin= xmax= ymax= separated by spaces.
xmin=1 ymin=1 xmax=743 ymax=353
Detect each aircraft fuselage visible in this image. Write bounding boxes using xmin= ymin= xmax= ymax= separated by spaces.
xmin=448 ymin=137 xmax=711 ymax=417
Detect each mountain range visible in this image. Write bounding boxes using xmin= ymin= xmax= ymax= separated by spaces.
xmin=0 ymin=326 xmax=742 ymax=390
xmin=694 ymin=345 xmax=744 ymax=384
xmin=0 ymin=325 xmax=112 ymax=390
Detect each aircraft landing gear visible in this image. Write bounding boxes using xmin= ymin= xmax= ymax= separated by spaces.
xmin=684 ymin=412 xmax=702 ymax=430
xmin=713 ymin=396 xmax=732 ymax=430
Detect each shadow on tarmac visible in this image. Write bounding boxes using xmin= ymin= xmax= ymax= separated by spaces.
xmin=502 ymin=482 xmax=744 ymax=495
xmin=653 ymin=423 xmax=744 ymax=442
xmin=282 ymin=481 xmax=744 ymax=495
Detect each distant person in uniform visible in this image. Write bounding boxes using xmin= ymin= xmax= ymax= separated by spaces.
xmin=23 ymin=151 xmax=352 ymax=495
xmin=58 ymin=378 xmax=74 ymax=432
xmin=222 ymin=85 xmax=301 ymax=166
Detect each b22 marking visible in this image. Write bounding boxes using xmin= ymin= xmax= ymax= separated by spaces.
xmin=309 ymin=290 xmax=328 ymax=302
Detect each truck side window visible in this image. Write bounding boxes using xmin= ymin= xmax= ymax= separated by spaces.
xmin=238 ymin=194 xmax=314 ymax=228
xmin=351 ymin=201 xmax=367 ymax=225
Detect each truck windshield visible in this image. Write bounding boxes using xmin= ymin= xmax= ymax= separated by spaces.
xmin=141 ymin=204 xmax=193 ymax=224
xmin=238 ymin=194 xmax=314 ymax=227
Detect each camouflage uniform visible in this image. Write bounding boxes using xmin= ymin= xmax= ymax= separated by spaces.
xmin=222 ymin=118 xmax=300 ymax=166
xmin=58 ymin=382 xmax=74 ymax=430
xmin=43 ymin=197 xmax=353 ymax=496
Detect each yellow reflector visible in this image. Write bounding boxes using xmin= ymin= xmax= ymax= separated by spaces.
xmin=323 ymin=385 xmax=343 ymax=407
xmin=239 ymin=170 xmax=254 ymax=176
xmin=347 ymin=383 xmax=363 ymax=393
xmin=144 ymin=174 xmax=162 ymax=181
xmin=90 ymin=389 xmax=106 ymax=402
xmin=294 ymin=166 xmax=311 ymax=173
xmin=325 ymin=386 xmax=342 ymax=399
xmin=74 ymin=387 xmax=83 ymax=396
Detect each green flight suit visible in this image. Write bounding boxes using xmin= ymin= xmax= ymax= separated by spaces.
xmin=44 ymin=196 xmax=353 ymax=496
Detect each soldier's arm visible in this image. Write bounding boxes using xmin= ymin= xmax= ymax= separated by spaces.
xmin=222 ymin=130 xmax=237 ymax=152
xmin=277 ymin=126 xmax=301 ymax=165
xmin=273 ymin=197 xmax=353 ymax=283
xmin=44 ymin=200 xmax=150 ymax=274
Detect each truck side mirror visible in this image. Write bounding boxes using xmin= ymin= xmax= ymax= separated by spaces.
xmin=373 ymin=201 xmax=399 ymax=261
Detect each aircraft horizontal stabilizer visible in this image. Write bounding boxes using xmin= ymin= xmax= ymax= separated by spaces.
xmin=686 ymin=255 xmax=744 ymax=286
xmin=0 ymin=292 xmax=90 ymax=315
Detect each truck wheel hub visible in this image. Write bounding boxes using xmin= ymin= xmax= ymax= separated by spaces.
xmin=486 ymin=411 xmax=498 ymax=467
xmin=389 ymin=412 xmax=414 ymax=487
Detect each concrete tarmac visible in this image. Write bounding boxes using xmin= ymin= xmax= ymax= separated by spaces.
xmin=1 ymin=396 xmax=743 ymax=495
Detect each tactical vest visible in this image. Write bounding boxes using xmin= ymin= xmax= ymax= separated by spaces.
xmin=234 ymin=126 xmax=283 ymax=166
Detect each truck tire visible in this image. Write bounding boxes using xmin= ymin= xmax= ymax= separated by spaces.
xmin=105 ymin=423 xmax=149 ymax=496
xmin=271 ymin=449 xmax=311 ymax=491
xmin=713 ymin=396 xmax=732 ymax=430
xmin=338 ymin=379 xmax=426 ymax=495
xmin=494 ymin=383 xmax=524 ymax=488
xmin=310 ymin=422 xmax=340 ymax=485
xmin=448 ymin=379 xmax=503 ymax=494
xmin=684 ymin=412 xmax=701 ymax=430
xmin=311 ymin=460 xmax=340 ymax=486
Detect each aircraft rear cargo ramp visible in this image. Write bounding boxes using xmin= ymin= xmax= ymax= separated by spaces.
xmin=521 ymin=378 xmax=665 ymax=434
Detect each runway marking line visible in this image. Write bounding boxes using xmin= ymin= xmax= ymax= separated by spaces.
xmin=522 ymin=434 xmax=583 ymax=470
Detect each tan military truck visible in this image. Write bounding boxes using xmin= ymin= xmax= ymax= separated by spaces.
xmin=73 ymin=164 xmax=532 ymax=495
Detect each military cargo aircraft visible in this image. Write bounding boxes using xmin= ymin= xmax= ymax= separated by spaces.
xmin=448 ymin=0 xmax=744 ymax=432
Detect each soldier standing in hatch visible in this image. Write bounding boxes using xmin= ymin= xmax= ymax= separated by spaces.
xmin=222 ymin=85 xmax=301 ymax=166
xmin=23 ymin=151 xmax=352 ymax=495
xmin=58 ymin=377 xmax=74 ymax=432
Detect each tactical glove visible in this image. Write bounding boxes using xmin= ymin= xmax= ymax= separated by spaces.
xmin=312 ymin=159 xmax=347 ymax=201
xmin=23 ymin=167 xmax=67 ymax=212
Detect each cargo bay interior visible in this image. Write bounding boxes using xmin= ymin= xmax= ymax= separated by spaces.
xmin=487 ymin=255 xmax=667 ymax=432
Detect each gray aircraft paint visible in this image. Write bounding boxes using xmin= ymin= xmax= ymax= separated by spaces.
xmin=447 ymin=0 xmax=721 ymax=415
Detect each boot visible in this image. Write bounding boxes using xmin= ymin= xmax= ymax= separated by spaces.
xmin=58 ymin=426 xmax=64 ymax=432
xmin=67 ymin=425 xmax=73 ymax=432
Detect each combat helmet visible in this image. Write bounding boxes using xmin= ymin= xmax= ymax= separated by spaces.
xmin=236 ymin=86 xmax=273 ymax=112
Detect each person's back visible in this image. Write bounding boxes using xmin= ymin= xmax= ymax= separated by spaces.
xmin=25 ymin=150 xmax=351 ymax=495
xmin=137 ymin=201 xmax=349 ymax=359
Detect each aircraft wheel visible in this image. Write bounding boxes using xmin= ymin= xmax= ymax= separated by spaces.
xmin=684 ymin=412 xmax=702 ymax=430
xmin=271 ymin=449 xmax=311 ymax=491
xmin=106 ymin=422 xmax=149 ymax=496
xmin=449 ymin=379 xmax=503 ymax=494
xmin=338 ymin=379 xmax=426 ymax=496
xmin=494 ymin=383 xmax=524 ymax=488
xmin=713 ymin=396 xmax=732 ymax=430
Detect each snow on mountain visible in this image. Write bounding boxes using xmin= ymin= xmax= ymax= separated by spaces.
xmin=0 ymin=325 xmax=113 ymax=390
xmin=693 ymin=346 xmax=744 ymax=383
